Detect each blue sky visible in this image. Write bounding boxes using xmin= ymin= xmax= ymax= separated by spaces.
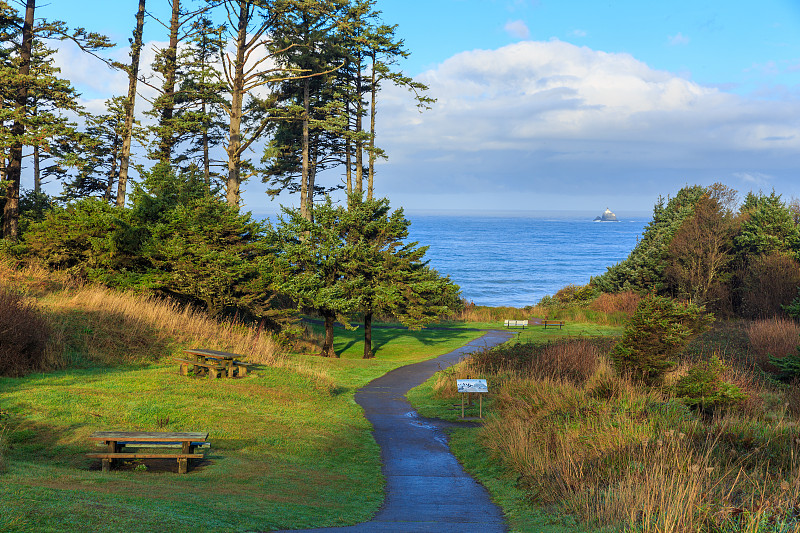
xmin=32 ymin=0 xmax=800 ymax=215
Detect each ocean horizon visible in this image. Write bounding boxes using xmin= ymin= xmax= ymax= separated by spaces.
xmin=256 ymin=208 xmax=650 ymax=309
xmin=405 ymin=210 xmax=649 ymax=308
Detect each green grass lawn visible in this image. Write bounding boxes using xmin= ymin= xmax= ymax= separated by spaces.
xmin=0 ymin=326 xmax=486 ymax=533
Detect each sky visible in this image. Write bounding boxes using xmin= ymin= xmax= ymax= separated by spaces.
xmin=30 ymin=0 xmax=800 ymax=216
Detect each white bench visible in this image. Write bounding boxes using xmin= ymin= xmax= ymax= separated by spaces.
xmin=503 ymin=319 xmax=529 ymax=329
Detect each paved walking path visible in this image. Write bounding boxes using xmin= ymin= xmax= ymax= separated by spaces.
xmin=276 ymin=330 xmax=514 ymax=533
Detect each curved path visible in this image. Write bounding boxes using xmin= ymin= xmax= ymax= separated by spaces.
xmin=277 ymin=330 xmax=514 ymax=533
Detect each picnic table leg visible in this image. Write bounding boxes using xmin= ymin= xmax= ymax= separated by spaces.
xmin=103 ymin=440 xmax=119 ymax=472
xmin=238 ymin=365 xmax=247 ymax=377
xmin=209 ymin=367 xmax=218 ymax=379
xmin=178 ymin=458 xmax=188 ymax=474
xmin=226 ymin=362 xmax=235 ymax=378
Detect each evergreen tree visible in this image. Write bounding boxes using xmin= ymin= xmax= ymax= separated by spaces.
xmin=115 ymin=0 xmax=146 ymax=208
xmin=345 ymin=195 xmax=459 ymax=358
xmin=59 ymin=97 xmax=146 ymax=203
xmin=177 ymin=16 xmax=228 ymax=185
xmin=0 ymin=0 xmax=110 ymax=239
xmin=270 ymin=197 xmax=359 ymax=357
xmin=592 ymin=185 xmax=707 ymax=294
xmin=734 ymin=190 xmax=800 ymax=260
xmin=263 ymin=0 xmax=349 ymax=220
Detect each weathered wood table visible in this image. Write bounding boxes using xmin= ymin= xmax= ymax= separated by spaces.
xmin=174 ymin=349 xmax=251 ymax=378
xmin=86 ymin=431 xmax=209 ymax=473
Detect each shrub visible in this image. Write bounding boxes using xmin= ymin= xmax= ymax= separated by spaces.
xmin=611 ymin=294 xmax=714 ymax=384
xmin=0 ymin=287 xmax=52 ymax=377
xmin=768 ymin=349 xmax=800 ymax=381
xmin=470 ymin=338 xmax=613 ymax=385
xmin=739 ymin=252 xmax=800 ymax=318
xmin=588 ymin=291 xmax=641 ymax=316
xmin=674 ymin=355 xmax=747 ymax=411
xmin=745 ymin=317 xmax=800 ymax=370
xmin=553 ymin=284 xmax=598 ymax=304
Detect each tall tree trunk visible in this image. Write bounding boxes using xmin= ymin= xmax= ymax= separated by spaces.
xmin=363 ymin=310 xmax=374 ymax=359
xmin=368 ymin=52 xmax=377 ymax=200
xmin=155 ymin=0 xmax=180 ymax=164
xmin=202 ymin=101 xmax=210 ymax=186
xmin=321 ymin=311 xmax=338 ymax=358
xmin=106 ymin=133 xmax=120 ymax=202
xmin=354 ymin=55 xmax=363 ymax=196
xmin=117 ymin=0 xmax=146 ymax=208
xmin=3 ymin=0 xmax=34 ymax=240
xmin=300 ymin=77 xmax=311 ymax=220
xmin=344 ymin=59 xmax=352 ymax=203
xmin=33 ymin=146 xmax=40 ymax=194
xmin=225 ymin=0 xmax=248 ymax=207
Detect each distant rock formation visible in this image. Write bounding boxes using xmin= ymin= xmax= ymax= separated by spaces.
xmin=594 ymin=208 xmax=618 ymax=222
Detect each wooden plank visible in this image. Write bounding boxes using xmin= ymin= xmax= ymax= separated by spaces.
xmin=88 ymin=431 xmax=208 ymax=441
xmin=86 ymin=453 xmax=204 ymax=459
xmin=183 ymin=348 xmax=244 ymax=360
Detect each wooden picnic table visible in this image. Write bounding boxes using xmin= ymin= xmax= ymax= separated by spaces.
xmin=86 ymin=431 xmax=209 ymax=473
xmin=175 ymin=348 xmax=251 ymax=378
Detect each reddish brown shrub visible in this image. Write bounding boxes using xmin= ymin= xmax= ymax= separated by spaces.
xmin=745 ymin=317 xmax=800 ymax=370
xmin=472 ymin=338 xmax=614 ymax=384
xmin=0 ymin=288 xmax=51 ymax=377
xmin=740 ymin=253 xmax=800 ymax=318
xmin=589 ymin=291 xmax=641 ymax=316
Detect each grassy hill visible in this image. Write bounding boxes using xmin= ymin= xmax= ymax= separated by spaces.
xmin=0 ymin=257 xmax=485 ymax=532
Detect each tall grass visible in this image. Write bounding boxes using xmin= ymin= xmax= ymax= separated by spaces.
xmin=434 ymin=338 xmax=800 ymax=532
xmin=0 ymin=256 xmax=284 ymax=368
xmin=47 ymin=286 xmax=284 ymax=366
xmin=746 ymin=317 xmax=800 ymax=368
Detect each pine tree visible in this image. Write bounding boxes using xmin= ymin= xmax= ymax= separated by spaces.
xmin=344 ymin=195 xmax=459 ymax=358
xmin=270 ymin=196 xmax=359 ymax=357
xmin=0 ymin=0 xmax=110 ymax=239
xmin=219 ymin=0 xmax=343 ymax=208
xmin=263 ymin=0 xmax=349 ymax=220
xmin=115 ymin=0 xmax=146 ymax=208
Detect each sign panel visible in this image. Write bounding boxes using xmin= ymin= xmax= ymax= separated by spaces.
xmin=457 ymin=379 xmax=488 ymax=393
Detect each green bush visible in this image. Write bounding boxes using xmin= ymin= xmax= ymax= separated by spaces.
xmin=611 ymin=293 xmax=714 ymax=384
xmin=674 ymin=354 xmax=746 ymax=410
xmin=769 ymin=348 xmax=800 ymax=382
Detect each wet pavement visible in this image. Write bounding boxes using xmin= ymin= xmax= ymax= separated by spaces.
xmin=275 ymin=330 xmax=514 ymax=533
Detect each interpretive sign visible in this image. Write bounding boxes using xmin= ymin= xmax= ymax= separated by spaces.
xmin=457 ymin=379 xmax=488 ymax=393
xmin=457 ymin=379 xmax=488 ymax=418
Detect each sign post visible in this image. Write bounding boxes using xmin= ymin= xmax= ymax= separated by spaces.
xmin=456 ymin=379 xmax=488 ymax=418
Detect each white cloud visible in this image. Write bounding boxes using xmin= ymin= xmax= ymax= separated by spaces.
xmin=373 ymin=40 xmax=800 ymax=209
xmin=668 ymin=32 xmax=690 ymax=45
xmin=504 ymin=20 xmax=530 ymax=40
xmin=570 ymin=29 xmax=588 ymax=38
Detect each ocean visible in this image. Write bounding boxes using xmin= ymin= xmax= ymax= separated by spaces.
xmin=405 ymin=211 xmax=649 ymax=308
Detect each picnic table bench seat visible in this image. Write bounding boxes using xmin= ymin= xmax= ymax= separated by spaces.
xmin=87 ymin=431 xmax=209 ymax=473
xmin=176 ymin=349 xmax=251 ymax=378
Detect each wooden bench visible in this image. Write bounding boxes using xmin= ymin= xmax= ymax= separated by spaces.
xmin=179 ymin=349 xmax=250 ymax=378
xmin=543 ymin=320 xmax=565 ymax=330
xmin=87 ymin=431 xmax=209 ymax=474
xmin=503 ymin=319 xmax=529 ymax=329
xmin=173 ymin=357 xmax=229 ymax=378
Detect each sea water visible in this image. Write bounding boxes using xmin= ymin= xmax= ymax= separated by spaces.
xmin=405 ymin=211 xmax=649 ymax=308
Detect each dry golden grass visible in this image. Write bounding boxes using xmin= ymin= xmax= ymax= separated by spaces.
xmin=46 ymin=286 xmax=284 ymax=366
xmin=453 ymin=340 xmax=800 ymax=531
xmin=746 ymin=317 xmax=800 ymax=368
xmin=0 ymin=256 xmax=284 ymax=368
xmin=446 ymin=303 xmax=530 ymax=323
xmin=589 ymin=291 xmax=641 ymax=316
